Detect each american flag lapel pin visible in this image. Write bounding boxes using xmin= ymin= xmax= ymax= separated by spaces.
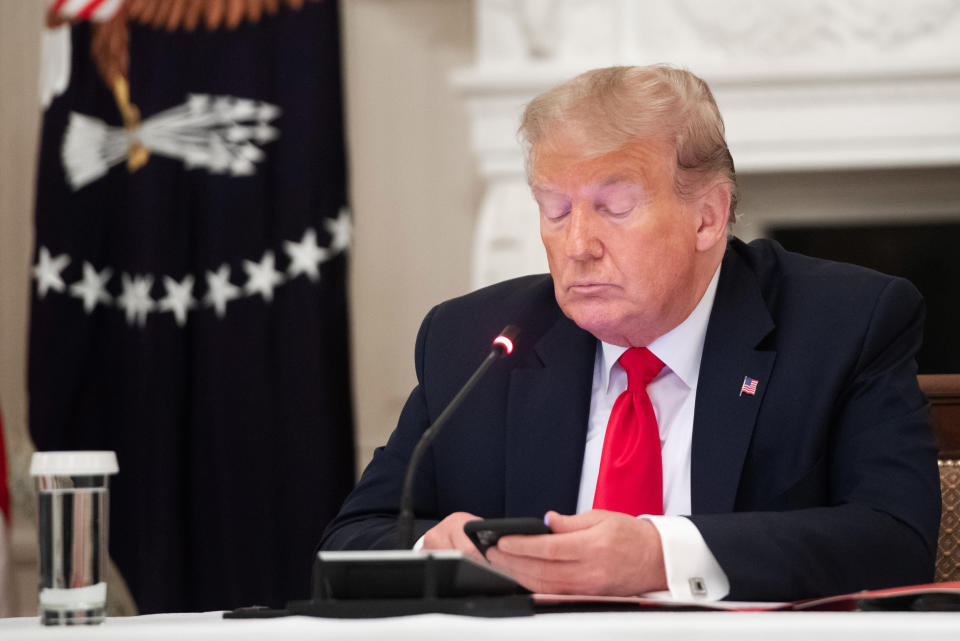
xmin=740 ymin=376 xmax=759 ymax=397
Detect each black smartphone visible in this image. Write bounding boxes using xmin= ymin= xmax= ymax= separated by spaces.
xmin=463 ymin=517 xmax=552 ymax=556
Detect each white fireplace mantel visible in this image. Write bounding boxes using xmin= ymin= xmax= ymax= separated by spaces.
xmin=453 ymin=0 xmax=960 ymax=287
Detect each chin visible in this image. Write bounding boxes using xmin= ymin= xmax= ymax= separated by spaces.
xmin=561 ymin=303 xmax=624 ymax=344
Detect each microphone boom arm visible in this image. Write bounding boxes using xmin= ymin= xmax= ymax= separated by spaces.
xmin=397 ymin=326 xmax=517 ymax=549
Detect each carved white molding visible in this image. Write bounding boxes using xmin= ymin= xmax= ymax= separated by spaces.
xmin=662 ymin=0 xmax=960 ymax=61
xmin=455 ymin=0 xmax=960 ymax=288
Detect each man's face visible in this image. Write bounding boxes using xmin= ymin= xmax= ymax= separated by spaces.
xmin=532 ymin=135 xmax=705 ymax=347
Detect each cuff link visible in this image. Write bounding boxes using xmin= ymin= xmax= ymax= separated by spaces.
xmin=689 ymin=577 xmax=708 ymax=597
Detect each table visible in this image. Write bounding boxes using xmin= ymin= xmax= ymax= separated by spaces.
xmin=2 ymin=610 xmax=959 ymax=640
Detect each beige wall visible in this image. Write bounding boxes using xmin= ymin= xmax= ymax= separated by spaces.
xmin=0 ymin=0 xmax=477 ymax=616
xmin=0 ymin=0 xmax=44 ymax=618
xmin=342 ymin=0 xmax=478 ymax=470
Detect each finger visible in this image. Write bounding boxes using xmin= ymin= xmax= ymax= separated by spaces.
xmin=422 ymin=515 xmax=461 ymax=550
xmin=449 ymin=512 xmax=486 ymax=560
xmin=496 ymin=527 xmax=599 ymax=560
xmin=445 ymin=519 xmax=484 ymax=559
xmin=487 ymin=547 xmax=587 ymax=594
xmin=453 ymin=532 xmax=486 ymax=564
xmin=421 ymin=528 xmax=450 ymax=550
xmin=544 ymin=509 xmax=610 ymax=533
xmin=422 ymin=512 xmax=482 ymax=555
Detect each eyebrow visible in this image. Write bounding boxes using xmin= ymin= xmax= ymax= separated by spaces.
xmin=591 ymin=179 xmax=646 ymax=199
xmin=533 ymin=176 xmax=640 ymax=193
xmin=531 ymin=185 xmax=566 ymax=197
xmin=597 ymin=175 xmax=636 ymax=187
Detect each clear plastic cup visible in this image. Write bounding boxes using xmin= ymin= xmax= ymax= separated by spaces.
xmin=30 ymin=451 xmax=119 ymax=625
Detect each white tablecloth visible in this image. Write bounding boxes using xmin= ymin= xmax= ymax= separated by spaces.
xmin=2 ymin=610 xmax=960 ymax=641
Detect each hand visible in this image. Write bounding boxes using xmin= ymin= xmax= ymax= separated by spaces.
xmin=485 ymin=510 xmax=667 ymax=595
xmin=421 ymin=511 xmax=486 ymax=564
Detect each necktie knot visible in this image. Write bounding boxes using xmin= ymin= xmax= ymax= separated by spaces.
xmin=618 ymin=347 xmax=664 ymax=391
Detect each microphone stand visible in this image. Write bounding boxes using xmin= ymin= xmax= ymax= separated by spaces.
xmin=398 ymin=328 xmax=516 ymax=548
xmin=226 ymin=326 xmax=533 ymax=619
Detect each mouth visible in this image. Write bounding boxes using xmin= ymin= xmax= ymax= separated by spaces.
xmin=566 ymin=282 xmax=615 ymax=294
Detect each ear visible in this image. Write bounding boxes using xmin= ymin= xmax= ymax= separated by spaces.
xmin=694 ymin=182 xmax=731 ymax=252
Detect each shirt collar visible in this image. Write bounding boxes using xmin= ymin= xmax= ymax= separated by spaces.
xmin=598 ymin=264 xmax=722 ymax=392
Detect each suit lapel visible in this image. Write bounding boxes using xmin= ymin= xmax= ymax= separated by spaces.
xmin=692 ymin=247 xmax=777 ymax=514
xmin=504 ymin=314 xmax=596 ymax=517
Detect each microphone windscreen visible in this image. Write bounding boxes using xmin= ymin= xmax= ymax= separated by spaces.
xmin=492 ymin=325 xmax=520 ymax=355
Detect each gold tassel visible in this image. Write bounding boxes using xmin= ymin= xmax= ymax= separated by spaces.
xmin=111 ymin=76 xmax=150 ymax=172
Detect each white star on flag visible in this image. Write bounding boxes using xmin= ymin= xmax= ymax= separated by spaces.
xmin=158 ymin=275 xmax=196 ymax=327
xmin=69 ymin=261 xmax=113 ymax=313
xmin=33 ymin=247 xmax=71 ymax=299
xmin=244 ymin=251 xmax=285 ymax=302
xmin=29 ymin=223 xmax=349 ymax=326
xmin=204 ymin=264 xmax=241 ymax=318
xmin=117 ymin=273 xmax=155 ymax=327
xmin=284 ymin=228 xmax=328 ymax=282
xmin=325 ymin=208 xmax=352 ymax=254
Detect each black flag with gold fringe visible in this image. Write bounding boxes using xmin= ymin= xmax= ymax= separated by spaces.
xmin=29 ymin=0 xmax=354 ymax=613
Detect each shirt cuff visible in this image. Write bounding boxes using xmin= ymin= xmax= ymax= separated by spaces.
xmin=412 ymin=534 xmax=425 ymax=552
xmin=641 ymin=515 xmax=730 ymax=601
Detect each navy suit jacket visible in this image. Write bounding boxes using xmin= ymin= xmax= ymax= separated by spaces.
xmin=321 ymin=238 xmax=941 ymax=601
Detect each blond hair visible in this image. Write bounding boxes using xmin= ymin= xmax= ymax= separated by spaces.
xmin=519 ymin=65 xmax=738 ymax=222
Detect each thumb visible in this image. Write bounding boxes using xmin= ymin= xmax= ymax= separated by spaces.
xmin=544 ymin=509 xmax=608 ymax=533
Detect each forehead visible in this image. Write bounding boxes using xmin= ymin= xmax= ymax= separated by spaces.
xmin=530 ymin=134 xmax=676 ymax=194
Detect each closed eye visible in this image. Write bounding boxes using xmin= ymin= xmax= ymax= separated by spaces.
xmin=596 ymin=204 xmax=633 ymax=217
xmin=534 ymin=189 xmax=572 ymax=221
xmin=541 ymin=205 xmax=571 ymax=221
xmin=594 ymin=182 xmax=645 ymax=218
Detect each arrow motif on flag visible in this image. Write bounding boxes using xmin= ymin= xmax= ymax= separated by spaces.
xmin=61 ymin=93 xmax=281 ymax=190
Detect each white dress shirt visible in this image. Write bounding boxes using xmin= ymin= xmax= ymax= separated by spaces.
xmin=575 ymin=265 xmax=729 ymax=600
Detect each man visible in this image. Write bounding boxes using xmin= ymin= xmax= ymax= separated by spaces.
xmin=321 ymin=65 xmax=941 ymax=601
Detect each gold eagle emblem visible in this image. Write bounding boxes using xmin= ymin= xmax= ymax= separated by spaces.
xmin=47 ymin=0 xmax=319 ymax=171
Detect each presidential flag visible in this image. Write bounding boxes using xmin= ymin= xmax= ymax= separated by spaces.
xmin=29 ymin=0 xmax=354 ymax=613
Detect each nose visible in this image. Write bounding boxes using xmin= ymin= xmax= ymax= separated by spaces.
xmin=565 ymin=205 xmax=603 ymax=261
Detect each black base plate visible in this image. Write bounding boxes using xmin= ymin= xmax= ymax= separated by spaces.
xmin=224 ymin=595 xmax=534 ymax=619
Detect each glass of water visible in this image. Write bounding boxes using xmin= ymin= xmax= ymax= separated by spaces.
xmin=30 ymin=451 xmax=118 ymax=625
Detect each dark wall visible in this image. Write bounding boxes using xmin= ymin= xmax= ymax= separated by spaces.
xmin=771 ymin=223 xmax=960 ymax=374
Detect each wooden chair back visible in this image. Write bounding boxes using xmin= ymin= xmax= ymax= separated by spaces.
xmin=919 ymin=374 xmax=960 ymax=582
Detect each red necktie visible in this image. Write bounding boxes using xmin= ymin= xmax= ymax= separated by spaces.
xmin=593 ymin=347 xmax=666 ymax=516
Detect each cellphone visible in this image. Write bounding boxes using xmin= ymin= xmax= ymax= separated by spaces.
xmin=463 ymin=517 xmax=552 ymax=556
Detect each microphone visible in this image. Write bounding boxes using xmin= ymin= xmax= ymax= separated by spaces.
xmin=397 ymin=324 xmax=519 ymax=548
